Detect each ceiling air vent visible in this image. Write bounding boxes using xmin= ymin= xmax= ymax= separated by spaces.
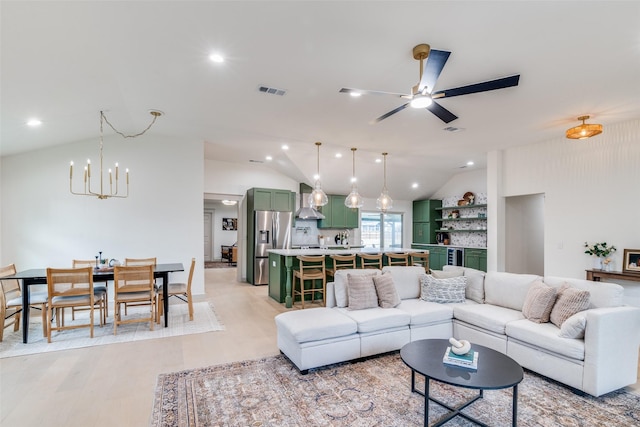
xmin=258 ymin=85 xmax=287 ymax=96
xmin=443 ymin=126 xmax=463 ymax=132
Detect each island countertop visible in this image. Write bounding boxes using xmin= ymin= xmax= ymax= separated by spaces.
xmin=267 ymin=247 xmax=426 ymax=256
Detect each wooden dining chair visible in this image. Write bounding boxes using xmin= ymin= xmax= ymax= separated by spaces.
xmin=326 ymin=254 xmax=357 ymax=280
xmin=113 ymin=265 xmax=156 ymax=334
xmin=72 ymin=259 xmax=108 ymax=321
xmin=386 ymin=252 xmax=409 ymax=266
xmin=157 ymin=258 xmax=195 ymax=322
xmin=123 ymin=257 xmax=157 ymax=315
xmin=0 ymin=263 xmax=48 ymax=341
xmin=46 ymin=267 xmax=99 ymax=343
xmin=358 ymin=253 xmax=383 ymax=269
xmin=293 ymin=255 xmax=326 ymax=308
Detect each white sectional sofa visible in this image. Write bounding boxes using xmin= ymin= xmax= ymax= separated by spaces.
xmin=275 ymin=266 xmax=640 ymax=397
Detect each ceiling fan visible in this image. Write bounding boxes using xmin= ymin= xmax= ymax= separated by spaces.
xmin=339 ymin=44 xmax=520 ymax=124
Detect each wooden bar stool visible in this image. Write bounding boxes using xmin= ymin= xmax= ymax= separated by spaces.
xmin=326 ymin=254 xmax=357 ymax=280
xmin=358 ymin=253 xmax=383 ymax=269
xmin=409 ymin=251 xmax=430 ymax=272
xmin=386 ymin=252 xmax=409 ymax=266
xmin=293 ymin=255 xmax=326 ymax=308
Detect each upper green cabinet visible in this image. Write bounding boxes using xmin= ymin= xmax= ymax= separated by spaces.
xmin=413 ymin=199 xmax=441 ymax=222
xmin=318 ymin=195 xmax=359 ymax=229
xmin=247 ymin=188 xmax=294 ymax=212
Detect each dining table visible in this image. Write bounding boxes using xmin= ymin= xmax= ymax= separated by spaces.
xmin=1 ymin=262 xmax=184 ymax=343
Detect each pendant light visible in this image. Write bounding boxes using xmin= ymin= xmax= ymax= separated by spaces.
xmin=309 ymin=142 xmax=328 ymax=207
xmin=565 ymin=115 xmax=603 ymax=139
xmin=376 ymin=152 xmax=393 ymax=212
xmin=345 ymin=147 xmax=364 ymax=209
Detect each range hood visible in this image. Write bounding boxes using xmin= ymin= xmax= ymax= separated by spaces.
xmin=295 ymin=184 xmax=325 ymax=220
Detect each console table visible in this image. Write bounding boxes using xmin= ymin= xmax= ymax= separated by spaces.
xmin=586 ymin=269 xmax=640 ymax=283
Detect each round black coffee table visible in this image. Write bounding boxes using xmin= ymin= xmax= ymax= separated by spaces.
xmin=400 ymin=339 xmax=523 ymax=427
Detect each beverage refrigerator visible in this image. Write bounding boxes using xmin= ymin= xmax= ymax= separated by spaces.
xmin=253 ymin=210 xmax=293 ymax=285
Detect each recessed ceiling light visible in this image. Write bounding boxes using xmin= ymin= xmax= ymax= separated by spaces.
xmin=350 ymin=92 xmax=361 ymax=97
xmin=27 ymin=118 xmax=42 ymax=127
xmin=335 ymin=153 xmax=342 ymax=158
xmin=281 ymin=144 xmax=289 ymax=150
xmin=265 ymin=155 xmax=273 ymax=161
xmin=412 ymin=183 xmax=419 ymax=189
xmin=209 ymin=53 xmax=224 ymax=63
xmin=467 ymin=161 xmax=474 ymax=166
xmin=375 ymin=158 xmax=382 ymax=163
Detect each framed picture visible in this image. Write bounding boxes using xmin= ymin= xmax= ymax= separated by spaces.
xmin=222 ymin=218 xmax=237 ymax=231
xmin=622 ymin=249 xmax=640 ymax=273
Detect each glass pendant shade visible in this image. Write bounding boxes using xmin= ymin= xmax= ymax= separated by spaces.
xmin=309 ymin=142 xmax=328 ymax=207
xmin=345 ymin=147 xmax=364 ymax=208
xmin=376 ymin=152 xmax=393 ymax=212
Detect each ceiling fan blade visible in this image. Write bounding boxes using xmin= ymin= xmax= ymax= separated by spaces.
xmin=426 ymin=101 xmax=458 ymax=123
xmin=372 ymin=103 xmax=410 ymax=123
xmin=431 ymin=75 xmax=520 ymax=99
xmin=418 ymin=50 xmax=451 ymax=93
xmin=340 ymin=88 xmax=410 ymax=98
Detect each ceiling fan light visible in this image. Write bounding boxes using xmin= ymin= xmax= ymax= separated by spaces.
xmin=566 ymin=115 xmax=603 ymax=139
xmin=410 ymin=95 xmax=432 ymax=109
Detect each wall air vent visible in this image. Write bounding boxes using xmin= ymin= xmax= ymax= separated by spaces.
xmin=258 ymin=85 xmax=287 ymax=96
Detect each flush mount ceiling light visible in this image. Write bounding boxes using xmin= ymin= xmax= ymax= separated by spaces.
xmin=376 ymin=152 xmax=393 ymax=212
xmin=309 ymin=142 xmax=328 ymax=207
xmin=345 ymin=148 xmax=364 ymax=209
xmin=69 ymin=110 xmax=162 ymax=199
xmin=566 ymin=115 xmax=603 ymax=140
xmin=221 ymin=200 xmax=237 ymax=206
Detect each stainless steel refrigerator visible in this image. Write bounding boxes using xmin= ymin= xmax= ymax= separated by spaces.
xmin=253 ymin=210 xmax=293 ymax=285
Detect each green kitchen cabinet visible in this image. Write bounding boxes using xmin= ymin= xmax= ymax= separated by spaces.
xmin=247 ymin=188 xmax=294 ymax=212
xmin=412 ymin=199 xmax=441 ymax=244
xmin=464 ymin=248 xmax=487 ymax=272
xmin=318 ymin=195 xmax=359 ymax=229
xmin=428 ymin=245 xmax=448 ymax=270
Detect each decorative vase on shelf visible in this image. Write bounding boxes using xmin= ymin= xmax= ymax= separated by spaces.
xmin=593 ymin=257 xmax=603 ymax=270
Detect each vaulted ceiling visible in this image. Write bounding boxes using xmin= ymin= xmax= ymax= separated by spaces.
xmin=2 ymin=1 xmax=639 ymax=200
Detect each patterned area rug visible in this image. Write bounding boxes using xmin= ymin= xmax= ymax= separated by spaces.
xmin=151 ymin=352 xmax=640 ymax=426
xmin=0 ymin=302 xmax=224 ymax=358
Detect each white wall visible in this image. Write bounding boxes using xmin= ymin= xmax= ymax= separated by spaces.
xmin=1 ymin=134 xmax=205 ymax=294
xmin=204 ymin=158 xmax=298 ymax=195
xmin=433 ymin=168 xmax=487 ymax=199
xmin=505 ymin=193 xmax=545 ymax=275
xmin=495 ymin=118 xmax=640 ymax=305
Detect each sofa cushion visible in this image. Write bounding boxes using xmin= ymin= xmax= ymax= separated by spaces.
xmin=337 ymin=307 xmax=410 ymax=333
xmin=381 ymin=266 xmax=424 ymax=299
xmin=443 ymin=265 xmax=485 ymax=303
xmin=505 ymin=319 xmax=585 ymax=360
xmin=543 ymin=276 xmax=623 ymax=308
xmin=396 ymin=299 xmax=454 ymax=326
xmin=431 ymin=269 xmax=463 ymax=279
xmin=275 ymin=308 xmax=357 ymax=343
xmin=550 ymin=283 xmax=590 ymax=328
xmin=347 ymin=273 xmax=379 ymax=310
xmin=373 ymin=273 xmax=401 ymax=308
xmin=421 ymin=275 xmax=467 ymax=303
xmin=484 ymin=272 xmax=541 ymax=311
xmin=558 ymin=311 xmax=587 ymax=339
xmin=453 ymin=304 xmax=525 ymax=334
xmin=334 ymin=269 xmax=380 ymax=308
xmin=522 ymin=280 xmax=557 ymax=323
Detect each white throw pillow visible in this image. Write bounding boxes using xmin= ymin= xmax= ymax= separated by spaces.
xmin=420 ymin=275 xmax=467 ymax=304
xmin=558 ymin=311 xmax=588 ymax=339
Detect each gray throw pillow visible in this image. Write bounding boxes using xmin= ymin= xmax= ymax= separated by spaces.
xmin=347 ymin=274 xmax=379 ymax=310
xmin=420 ymin=275 xmax=467 ymax=304
xmin=373 ymin=273 xmax=401 ymax=308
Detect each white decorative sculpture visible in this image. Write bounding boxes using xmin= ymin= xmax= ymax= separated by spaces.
xmin=449 ymin=337 xmax=471 ymax=355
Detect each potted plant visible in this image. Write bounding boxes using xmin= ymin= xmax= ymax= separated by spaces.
xmin=584 ymin=242 xmax=617 ymax=270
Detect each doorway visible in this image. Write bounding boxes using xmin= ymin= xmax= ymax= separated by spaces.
xmin=505 ymin=193 xmax=544 ymax=275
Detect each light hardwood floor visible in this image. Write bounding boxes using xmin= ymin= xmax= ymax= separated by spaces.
xmin=1 ymin=268 xmax=638 ymax=426
xmin=0 ymin=268 xmax=287 ymax=426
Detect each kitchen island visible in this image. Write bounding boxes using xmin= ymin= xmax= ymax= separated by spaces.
xmin=268 ymin=247 xmax=427 ymax=307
